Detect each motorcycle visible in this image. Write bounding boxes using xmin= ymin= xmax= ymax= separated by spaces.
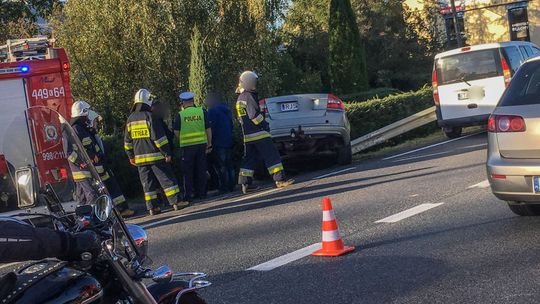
xmin=0 ymin=106 xmax=210 ymax=303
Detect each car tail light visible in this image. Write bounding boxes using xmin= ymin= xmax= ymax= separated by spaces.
xmin=501 ymin=57 xmax=511 ymax=87
xmin=491 ymin=174 xmax=506 ymax=179
xmin=487 ymin=114 xmax=526 ymax=133
xmin=432 ymin=67 xmax=440 ymax=106
xmin=259 ymin=99 xmax=268 ymax=114
xmin=327 ymin=94 xmax=345 ymax=110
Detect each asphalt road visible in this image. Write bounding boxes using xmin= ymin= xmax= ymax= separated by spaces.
xmin=128 ymin=130 xmax=540 ymax=304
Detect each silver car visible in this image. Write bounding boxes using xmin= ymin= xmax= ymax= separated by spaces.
xmin=260 ymin=94 xmax=351 ymax=165
xmin=487 ymin=55 xmax=540 ymax=216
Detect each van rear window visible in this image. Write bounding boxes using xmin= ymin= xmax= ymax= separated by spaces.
xmin=436 ymin=49 xmax=503 ymax=85
xmin=498 ymin=60 xmax=540 ymax=107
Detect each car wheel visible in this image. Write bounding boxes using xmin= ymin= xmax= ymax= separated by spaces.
xmin=507 ymin=202 xmax=540 ymax=216
xmin=443 ymin=127 xmax=462 ymax=139
xmin=337 ymin=144 xmax=352 ymax=165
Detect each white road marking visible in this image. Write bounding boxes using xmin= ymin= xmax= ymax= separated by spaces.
xmin=468 ymin=180 xmax=490 ymax=189
xmin=409 ymin=194 xmax=419 ymax=197
xmin=141 ymin=188 xmax=281 ymax=229
xmin=391 ymin=151 xmax=449 ymax=163
xmin=375 ymin=203 xmax=444 ymax=223
xmin=382 ymin=132 xmax=483 ymax=161
xmin=313 ymin=167 xmax=356 ymax=179
xmin=247 ymin=243 xmax=321 ymax=271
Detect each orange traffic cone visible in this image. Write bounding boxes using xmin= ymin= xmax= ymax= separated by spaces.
xmin=312 ymin=197 xmax=355 ymax=257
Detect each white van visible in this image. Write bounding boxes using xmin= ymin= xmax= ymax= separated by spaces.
xmin=432 ymin=41 xmax=540 ymax=138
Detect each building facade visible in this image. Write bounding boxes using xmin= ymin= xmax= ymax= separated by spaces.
xmin=406 ymin=0 xmax=539 ymax=48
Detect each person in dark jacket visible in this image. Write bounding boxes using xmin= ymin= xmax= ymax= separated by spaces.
xmin=68 ymin=101 xmax=99 ymax=205
xmin=124 ymin=89 xmax=188 ymax=216
xmin=235 ymin=71 xmax=294 ymax=194
xmin=151 ymin=99 xmax=175 ymax=147
xmin=0 ymin=218 xmax=100 ymax=263
xmin=206 ymin=93 xmax=235 ymax=193
xmin=87 ymin=110 xmax=135 ymax=217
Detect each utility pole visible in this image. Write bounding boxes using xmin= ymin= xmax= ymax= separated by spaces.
xmin=450 ymin=0 xmax=463 ymax=47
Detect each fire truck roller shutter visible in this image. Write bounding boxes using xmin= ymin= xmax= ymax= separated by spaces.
xmin=0 ymin=79 xmax=34 ymax=171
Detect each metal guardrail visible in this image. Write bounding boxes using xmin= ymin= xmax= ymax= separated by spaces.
xmin=351 ymin=106 xmax=437 ymax=155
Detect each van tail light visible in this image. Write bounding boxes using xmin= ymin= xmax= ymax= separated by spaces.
xmin=501 ymin=57 xmax=512 ymax=87
xmin=258 ymin=99 xmax=268 ymax=114
xmin=488 ymin=114 xmax=526 ymax=133
xmin=432 ymin=67 xmax=440 ymax=106
xmin=327 ymin=94 xmax=345 ymax=110
xmin=0 ymin=155 xmax=8 ymax=177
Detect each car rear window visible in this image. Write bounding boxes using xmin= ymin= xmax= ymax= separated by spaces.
xmin=498 ymin=60 xmax=540 ymax=106
xmin=436 ymin=49 xmax=503 ymax=85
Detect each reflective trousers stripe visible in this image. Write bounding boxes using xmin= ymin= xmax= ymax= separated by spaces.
xmin=244 ymin=131 xmax=271 ymax=143
xmin=239 ymin=168 xmax=255 ymax=177
xmin=164 ymin=185 xmax=180 ymax=197
xmin=144 ymin=191 xmax=158 ymax=201
xmin=134 ymin=153 xmax=165 ymax=164
xmin=267 ymin=163 xmax=283 ymax=174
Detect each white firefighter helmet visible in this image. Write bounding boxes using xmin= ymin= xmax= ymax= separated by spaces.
xmin=133 ymin=88 xmax=153 ymax=106
xmin=71 ymin=100 xmax=91 ymax=118
xmin=236 ymin=71 xmax=258 ymax=93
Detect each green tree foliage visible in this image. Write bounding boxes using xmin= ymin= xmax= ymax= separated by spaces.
xmin=188 ymin=26 xmax=211 ymax=105
xmin=0 ymin=0 xmax=60 ymax=42
xmin=328 ymin=0 xmax=368 ymax=94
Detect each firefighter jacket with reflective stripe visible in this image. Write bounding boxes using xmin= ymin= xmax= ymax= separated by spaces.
xmin=236 ymin=91 xmax=270 ymax=143
xmin=124 ymin=110 xmax=172 ymax=166
xmin=68 ymin=121 xmax=98 ymax=180
xmin=178 ymin=107 xmax=208 ymax=147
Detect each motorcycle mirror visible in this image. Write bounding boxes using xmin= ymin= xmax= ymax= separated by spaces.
xmin=150 ymin=265 xmax=173 ymax=283
xmin=94 ymin=195 xmax=113 ymax=222
xmin=15 ymin=167 xmax=37 ymax=209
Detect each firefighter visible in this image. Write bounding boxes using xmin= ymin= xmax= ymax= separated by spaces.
xmin=235 ymin=71 xmax=294 ymax=194
xmin=173 ymin=92 xmax=212 ymax=201
xmin=68 ymin=100 xmax=99 ymax=205
xmin=87 ymin=110 xmax=135 ymax=217
xmin=124 ymin=89 xmax=188 ymax=216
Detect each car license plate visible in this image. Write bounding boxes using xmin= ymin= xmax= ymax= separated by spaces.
xmin=534 ymin=176 xmax=540 ymax=193
xmin=458 ymin=92 xmax=469 ymax=100
xmin=280 ymin=102 xmax=298 ymax=112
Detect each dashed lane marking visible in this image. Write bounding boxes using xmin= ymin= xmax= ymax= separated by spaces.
xmin=375 ymin=203 xmax=445 ymax=223
xmin=247 ymin=243 xmax=321 ymax=271
xmin=468 ymin=180 xmax=490 ymax=189
xmin=382 ymin=132 xmax=484 ymax=161
xmin=313 ymin=167 xmax=356 ymax=179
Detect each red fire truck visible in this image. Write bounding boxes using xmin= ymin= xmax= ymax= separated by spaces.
xmin=0 ymin=37 xmax=75 ymax=215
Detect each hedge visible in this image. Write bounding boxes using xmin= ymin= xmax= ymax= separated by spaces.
xmin=102 ymin=86 xmax=436 ymax=198
xmin=345 ymin=85 xmax=436 ymax=139
xmin=340 ymin=87 xmax=401 ymax=103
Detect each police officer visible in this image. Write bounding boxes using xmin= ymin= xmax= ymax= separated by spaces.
xmin=88 ymin=110 xmax=135 ymax=217
xmin=124 ymin=89 xmax=188 ymax=216
xmin=235 ymin=71 xmax=294 ymax=194
xmin=68 ymin=101 xmax=99 ymax=205
xmin=0 ymin=219 xmax=100 ymax=263
xmin=173 ymin=92 xmax=212 ymax=201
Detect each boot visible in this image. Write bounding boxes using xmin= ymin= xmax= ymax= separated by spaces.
xmin=241 ymin=184 xmax=260 ymax=194
xmin=276 ymin=179 xmax=295 ymax=189
xmin=149 ymin=207 xmax=161 ymax=216
xmin=173 ymin=201 xmax=190 ymax=211
xmin=119 ymin=208 xmax=135 ymax=218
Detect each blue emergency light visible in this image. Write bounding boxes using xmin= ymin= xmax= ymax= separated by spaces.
xmin=19 ymin=65 xmax=30 ymax=73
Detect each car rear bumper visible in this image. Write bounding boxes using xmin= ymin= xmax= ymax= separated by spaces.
xmin=436 ymin=106 xmax=489 ymax=128
xmin=487 ymin=132 xmax=540 ymax=202
xmin=270 ymin=125 xmax=350 ymax=158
